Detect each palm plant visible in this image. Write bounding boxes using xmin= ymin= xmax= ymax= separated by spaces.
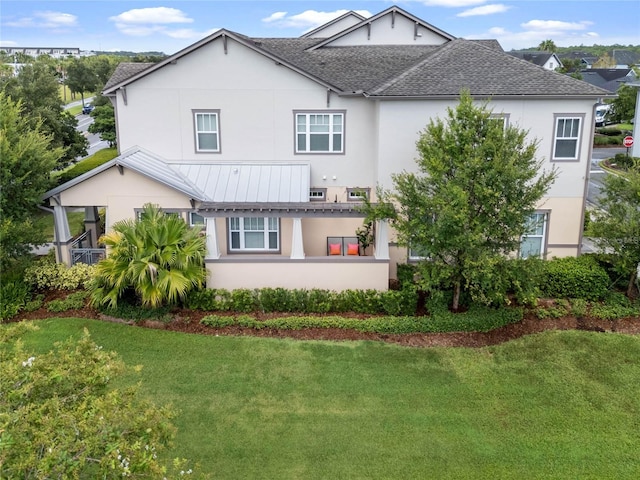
xmin=90 ymin=203 xmax=207 ymax=308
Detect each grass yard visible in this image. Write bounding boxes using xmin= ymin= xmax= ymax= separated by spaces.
xmin=10 ymin=319 xmax=640 ymax=479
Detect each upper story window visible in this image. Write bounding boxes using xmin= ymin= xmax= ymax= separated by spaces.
xmin=295 ymin=111 xmax=344 ymax=153
xmin=229 ymin=217 xmax=279 ymax=252
xmin=194 ymin=110 xmax=220 ymax=153
xmin=190 ymin=212 xmax=205 ymax=226
xmin=552 ymin=115 xmax=583 ymax=161
xmin=347 ymin=188 xmax=370 ymax=201
xmin=309 ymin=188 xmax=327 ymax=202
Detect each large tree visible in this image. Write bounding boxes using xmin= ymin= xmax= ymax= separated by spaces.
xmin=0 ymin=93 xmax=64 ymax=268
xmin=588 ymin=167 xmax=640 ymax=298
xmin=386 ymin=91 xmax=557 ymax=310
xmin=88 ymin=94 xmax=116 ymax=146
xmin=65 ymin=58 xmax=99 ymax=106
xmin=606 ymin=83 xmax=637 ymax=124
xmin=90 ymin=203 xmax=207 ymax=309
xmin=538 ymin=39 xmax=557 ymax=53
xmin=0 ymin=60 xmax=87 ymax=167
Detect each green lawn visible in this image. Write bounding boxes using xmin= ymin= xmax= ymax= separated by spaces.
xmin=11 ymin=319 xmax=640 ymax=479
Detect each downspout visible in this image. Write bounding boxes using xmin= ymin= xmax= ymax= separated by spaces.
xmin=578 ymin=102 xmax=599 ymax=256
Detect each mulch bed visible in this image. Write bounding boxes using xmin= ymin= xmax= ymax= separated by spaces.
xmin=11 ymin=290 xmax=640 ymax=348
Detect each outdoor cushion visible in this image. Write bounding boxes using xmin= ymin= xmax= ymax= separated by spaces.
xmin=347 ymin=243 xmax=359 ymax=255
xmin=329 ymin=243 xmax=342 ymax=255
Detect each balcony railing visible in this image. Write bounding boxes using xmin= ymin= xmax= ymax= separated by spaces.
xmin=69 ymin=231 xmax=105 ymax=266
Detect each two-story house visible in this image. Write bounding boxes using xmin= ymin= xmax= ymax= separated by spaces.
xmin=43 ymin=5 xmax=610 ymax=291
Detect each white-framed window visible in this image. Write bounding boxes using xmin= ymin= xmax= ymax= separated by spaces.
xmin=347 ymin=188 xmax=369 ymax=201
xmin=194 ymin=110 xmax=220 ymax=152
xmin=295 ymin=111 xmax=344 ymax=153
xmin=309 ymin=188 xmax=326 ymax=201
xmin=520 ymin=213 xmax=547 ymax=258
xmin=489 ymin=114 xmax=508 ymax=131
xmin=229 ymin=217 xmax=279 ymax=251
xmin=552 ymin=115 xmax=582 ymax=160
xmin=190 ymin=212 xmax=204 ymax=226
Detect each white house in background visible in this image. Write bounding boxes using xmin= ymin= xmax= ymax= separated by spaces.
xmin=506 ymin=50 xmax=563 ymax=71
xmin=43 ymin=5 xmax=610 ymax=292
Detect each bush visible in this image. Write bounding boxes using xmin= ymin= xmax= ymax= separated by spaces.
xmin=24 ymin=259 xmax=95 ymax=290
xmin=594 ymin=135 xmax=622 ymax=146
xmin=540 ymin=256 xmax=610 ymax=301
xmin=609 ymin=153 xmax=638 ymax=170
xmin=46 ymin=291 xmax=89 ymax=313
xmin=0 ymin=325 xmax=199 ymax=478
xmin=53 ymin=148 xmax=117 ymax=185
xmin=200 ymin=305 xmax=523 ymax=334
xmin=595 ymin=127 xmax=623 ymax=136
xmin=0 ymin=280 xmax=30 ymax=321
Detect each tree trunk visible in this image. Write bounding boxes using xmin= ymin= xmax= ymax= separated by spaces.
xmin=627 ymin=270 xmax=638 ymax=299
xmin=452 ymin=280 xmax=461 ymax=312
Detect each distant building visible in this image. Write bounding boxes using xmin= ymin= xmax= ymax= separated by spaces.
xmin=0 ymin=47 xmax=94 ymax=59
xmin=506 ymin=50 xmax=563 ymax=71
xmin=579 ymin=68 xmax=638 ymax=93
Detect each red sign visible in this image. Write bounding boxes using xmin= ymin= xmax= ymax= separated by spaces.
xmin=623 ymin=136 xmax=634 ymax=148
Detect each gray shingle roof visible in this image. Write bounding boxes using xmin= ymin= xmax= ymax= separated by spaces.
xmin=103 ymin=62 xmax=154 ymax=91
xmin=104 ymin=29 xmax=609 ymax=99
xmin=506 ymin=50 xmax=555 ymax=67
xmin=369 ymin=40 xmax=609 ymax=97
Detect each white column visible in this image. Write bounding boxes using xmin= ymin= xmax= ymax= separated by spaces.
xmin=374 ymin=219 xmax=390 ymax=260
xmin=53 ymin=205 xmax=72 ymax=242
xmin=290 ymin=217 xmax=305 ymax=259
xmin=205 ymin=217 xmax=220 ymax=259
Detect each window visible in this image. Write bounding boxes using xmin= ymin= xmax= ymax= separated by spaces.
xmin=309 ymin=188 xmax=326 ymax=201
xmin=194 ymin=111 xmax=220 ymax=152
xmin=229 ymin=217 xmax=279 ymax=251
xmin=295 ymin=112 xmax=344 ymax=153
xmin=552 ymin=116 xmax=582 ymax=160
xmin=520 ymin=213 xmax=547 ymax=258
xmin=489 ymin=115 xmax=508 ymax=131
xmin=347 ymin=188 xmax=369 ymax=201
xmin=190 ymin=212 xmax=204 ymax=226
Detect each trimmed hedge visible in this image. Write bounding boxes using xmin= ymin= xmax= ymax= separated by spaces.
xmin=201 ymin=304 xmax=523 ymax=334
xmin=54 ymin=148 xmax=118 ymax=185
xmin=185 ymin=287 xmax=419 ymax=316
xmin=540 ymin=256 xmax=610 ymax=301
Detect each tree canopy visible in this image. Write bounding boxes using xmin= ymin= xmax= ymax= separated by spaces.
xmin=606 ymin=83 xmax=637 ymax=124
xmin=384 ymin=91 xmax=557 ymax=310
xmin=538 ymin=39 xmax=557 ymax=53
xmin=0 ymin=93 xmax=64 ymax=268
xmin=0 ymin=60 xmax=87 ymax=167
xmin=588 ymin=166 xmax=640 ymax=298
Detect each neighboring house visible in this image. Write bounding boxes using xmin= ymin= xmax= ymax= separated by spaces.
xmin=506 ymin=50 xmax=563 ymax=70
xmin=579 ymin=68 xmax=638 ymax=93
xmin=43 ymin=5 xmax=610 ymax=292
xmin=610 ymin=49 xmax=640 ymax=69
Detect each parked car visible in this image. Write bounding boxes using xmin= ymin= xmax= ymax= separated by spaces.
xmin=82 ymin=103 xmax=94 ymax=115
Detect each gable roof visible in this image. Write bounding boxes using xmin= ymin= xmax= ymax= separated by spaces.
xmin=300 ymin=11 xmax=366 ymax=39
xmin=103 ymin=6 xmax=610 ymax=100
xmin=43 ymin=147 xmax=310 ymax=204
xmin=307 ymin=5 xmax=455 ymax=51
xmin=579 ymin=68 xmax=637 ymax=92
xmin=506 ymin=50 xmax=560 ymax=67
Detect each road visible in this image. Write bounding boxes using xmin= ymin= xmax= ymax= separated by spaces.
xmin=587 ymin=146 xmax=627 ymax=208
xmin=76 ymin=112 xmax=110 ymax=158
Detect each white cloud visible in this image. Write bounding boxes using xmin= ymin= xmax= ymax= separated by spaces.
xmin=457 ymin=4 xmax=511 ymax=17
xmin=262 ymin=9 xmax=372 ymax=29
xmin=3 ymin=11 xmax=77 ymax=30
xmin=262 ymin=12 xmax=288 ymax=23
xmin=420 ymin=0 xmax=487 ymax=6
xmin=521 ymin=19 xmax=593 ymax=32
xmin=0 ymin=40 xmax=18 ymax=47
xmin=109 ymin=7 xmax=193 ymax=25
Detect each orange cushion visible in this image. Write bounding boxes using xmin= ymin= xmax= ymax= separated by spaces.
xmin=347 ymin=243 xmax=359 ymax=255
xmin=329 ymin=243 xmax=342 ymax=255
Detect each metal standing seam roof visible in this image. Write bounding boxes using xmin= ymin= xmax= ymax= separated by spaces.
xmin=42 ymin=147 xmax=311 ymax=204
xmin=173 ymin=162 xmax=310 ymax=202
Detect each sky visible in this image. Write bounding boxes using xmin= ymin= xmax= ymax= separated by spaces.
xmin=1 ymin=0 xmax=639 ymax=55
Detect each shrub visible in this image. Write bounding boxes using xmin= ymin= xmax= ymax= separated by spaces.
xmin=24 ymin=259 xmax=95 ymax=291
xmin=609 ymin=153 xmax=638 ymax=170
xmin=595 ymin=127 xmax=623 ymax=136
xmin=46 ymin=291 xmax=89 ymax=313
xmin=396 ymin=263 xmax=418 ymax=287
xmin=540 ymin=256 xmax=610 ymax=301
xmin=0 ymin=280 xmax=30 ymax=321
xmin=0 ymin=325 xmax=199 ymax=478
xmin=593 ymin=135 xmax=622 ymax=146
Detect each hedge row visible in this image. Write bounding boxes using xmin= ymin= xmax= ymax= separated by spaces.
xmin=201 ymin=305 xmax=523 ymax=334
xmin=539 ymin=255 xmax=610 ymax=301
xmin=185 ymin=287 xmax=419 ymax=316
